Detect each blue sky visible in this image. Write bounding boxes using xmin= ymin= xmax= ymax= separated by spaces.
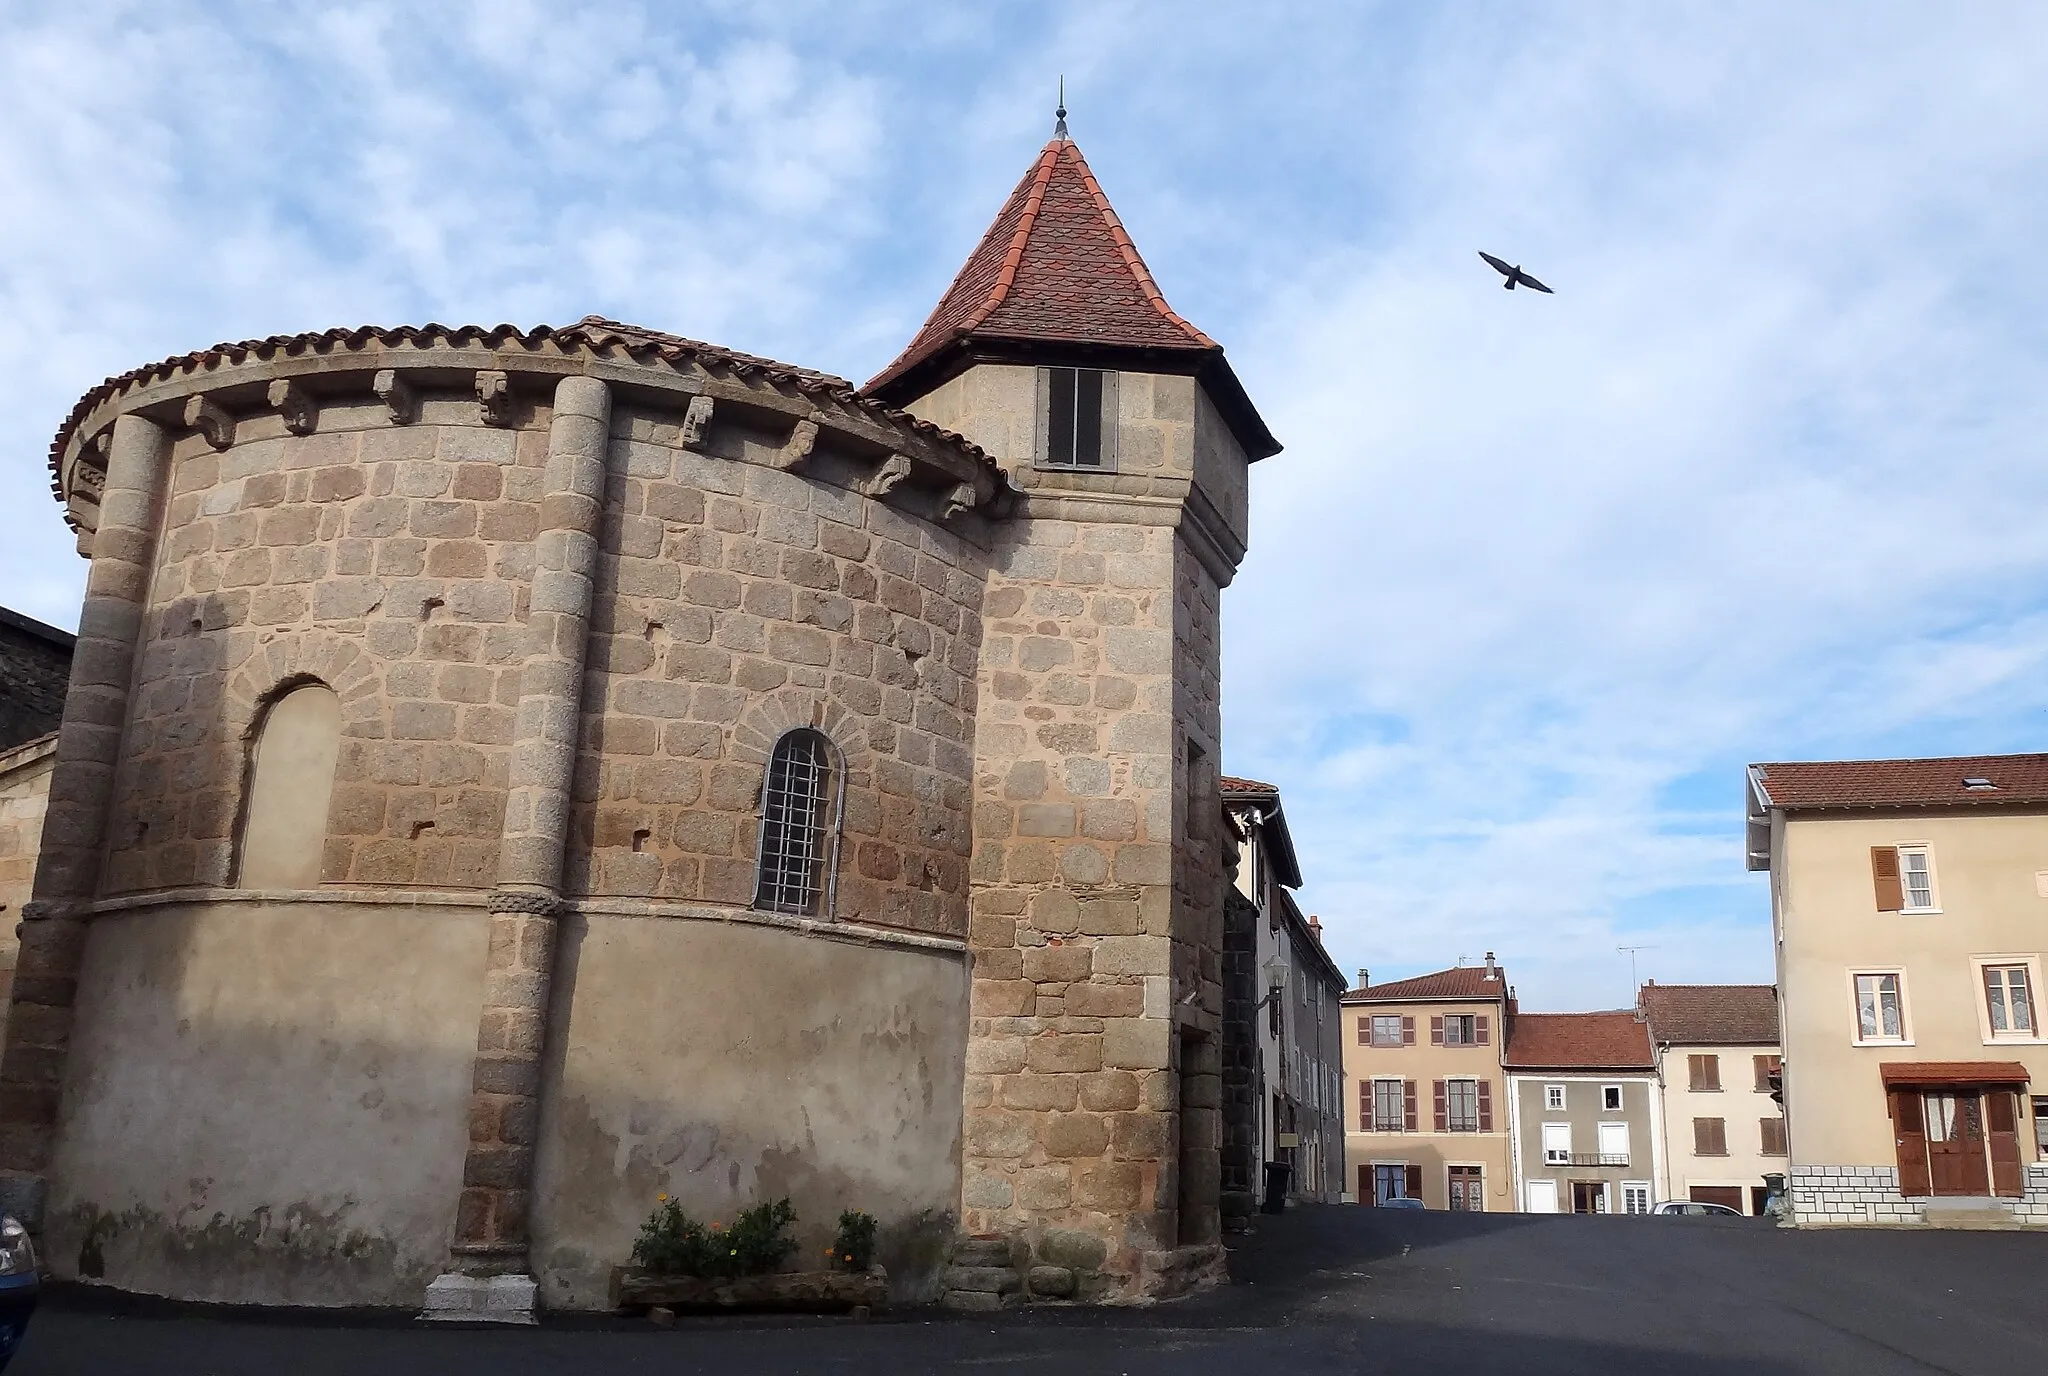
xmin=4 ymin=2 xmax=2045 ymax=1009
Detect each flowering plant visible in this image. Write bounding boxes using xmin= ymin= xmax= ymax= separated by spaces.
xmin=631 ymin=1194 xmax=800 ymax=1278
xmin=831 ymin=1210 xmax=877 ymax=1272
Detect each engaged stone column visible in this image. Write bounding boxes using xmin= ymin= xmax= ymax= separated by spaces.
xmin=431 ymin=376 xmax=609 ymax=1318
xmin=0 ymin=414 xmax=170 ymax=1224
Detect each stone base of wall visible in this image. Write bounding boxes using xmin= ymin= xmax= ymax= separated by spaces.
xmin=1788 ymin=1163 xmax=2048 ymax=1226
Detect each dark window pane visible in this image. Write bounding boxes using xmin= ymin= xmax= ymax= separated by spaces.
xmin=1074 ymin=368 xmax=1103 ymax=466
xmin=1048 ymin=368 xmax=1077 ymax=466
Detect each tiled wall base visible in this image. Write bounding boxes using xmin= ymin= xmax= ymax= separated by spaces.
xmin=1788 ymin=1163 xmax=2048 ymax=1226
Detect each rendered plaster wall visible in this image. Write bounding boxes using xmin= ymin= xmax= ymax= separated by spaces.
xmin=528 ymin=913 xmax=969 ymax=1308
xmin=567 ymin=405 xmax=986 ymax=936
xmin=1657 ymin=1043 xmax=1785 ymax=1211
xmin=44 ymin=899 xmax=488 ymax=1305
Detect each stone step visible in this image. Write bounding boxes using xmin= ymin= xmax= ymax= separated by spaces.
xmin=950 ymin=1238 xmax=1014 ymax=1269
xmin=1921 ymin=1198 xmax=2019 ymax=1230
xmin=943 ymin=1265 xmax=1021 ymax=1295
xmin=940 ymin=1289 xmax=1008 ymax=1313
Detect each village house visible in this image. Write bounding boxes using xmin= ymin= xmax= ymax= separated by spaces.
xmin=0 ymin=607 xmax=72 ymax=1014
xmin=1340 ymin=959 xmax=1514 ymax=1210
xmin=1638 ymin=982 xmax=1784 ymax=1214
xmin=1504 ymin=1011 xmax=1662 ymax=1215
xmin=1748 ymin=754 xmax=2048 ymax=1226
xmin=0 ymin=117 xmax=1284 ymax=1317
xmin=1220 ymin=778 xmax=1345 ymax=1211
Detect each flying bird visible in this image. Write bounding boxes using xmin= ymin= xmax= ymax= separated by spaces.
xmin=1479 ymin=251 xmax=1553 ymax=293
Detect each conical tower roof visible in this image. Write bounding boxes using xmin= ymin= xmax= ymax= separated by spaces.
xmin=865 ymin=129 xmax=1278 ymax=460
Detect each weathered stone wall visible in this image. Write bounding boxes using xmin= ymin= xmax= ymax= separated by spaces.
xmin=45 ymin=897 xmax=489 ymax=1305
xmin=529 ymin=914 xmax=967 ymax=1307
xmin=567 ymin=407 xmax=983 ymax=934
xmin=0 ymin=612 xmax=73 ymax=754
xmin=0 ymin=737 xmax=58 ymax=1011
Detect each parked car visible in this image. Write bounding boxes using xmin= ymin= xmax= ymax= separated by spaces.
xmin=1652 ymin=1200 xmax=1742 ymax=1217
xmin=1379 ymin=1197 xmax=1428 ymax=1210
xmin=0 ymin=1215 xmax=37 ymax=1370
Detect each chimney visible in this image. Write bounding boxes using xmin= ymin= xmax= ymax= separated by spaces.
xmin=1309 ymin=915 xmax=1322 ymax=937
xmin=1484 ymin=951 xmax=1498 ymax=980
xmin=1357 ymin=968 xmax=1369 ymax=989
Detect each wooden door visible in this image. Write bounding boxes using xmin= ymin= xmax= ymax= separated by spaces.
xmin=1690 ymin=1185 xmax=1745 ymax=1212
xmin=1925 ymin=1092 xmax=1991 ymax=1196
xmin=1890 ymin=1088 xmax=1930 ymax=1196
xmin=1986 ymin=1091 xmax=2024 ymax=1196
xmin=1571 ymin=1181 xmax=1607 ymax=1213
xmin=1448 ymin=1166 xmax=1483 ymax=1212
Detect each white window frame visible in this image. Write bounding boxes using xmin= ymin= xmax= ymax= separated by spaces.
xmin=1544 ymin=1083 xmax=1567 ymax=1112
xmin=1445 ymin=1077 xmax=1481 ymax=1133
xmin=1896 ymin=843 xmax=1939 ymax=913
xmin=1442 ymin=1013 xmax=1477 ymax=1046
xmin=1601 ymin=1084 xmax=1624 ymax=1112
xmin=1620 ymin=1181 xmax=1652 ymax=1216
xmin=1371 ymin=1077 xmax=1406 ymax=1133
xmin=1541 ymin=1121 xmax=1572 ymax=1165
xmin=1971 ymin=954 xmax=2045 ymax=1044
xmin=1370 ymin=1014 xmax=1405 ymax=1048
xmin=1526 ymin=1179 xmax=1560 ymax=1213
xmin=1596 ymin=1119 xmax=1631 ymax=1166
xmin=1848 ymin=967 xmax=1913 ymax=1046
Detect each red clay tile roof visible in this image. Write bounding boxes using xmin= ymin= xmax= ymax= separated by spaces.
xmin=1749 ymin=754 xmax=2048 ymax=810
xmin=1343 ymin=966 xmax=1512 ymax=1004
xmin=865 ymin=136 xmax=1217 ymax=397
xmin=1637 ymin=984 xmax=1779 ymax=1046
xmin=1502 ymin=1011 xmax=1655 ymax=1070
xmin=1220 ymin=776 xmax=1278 ymax=796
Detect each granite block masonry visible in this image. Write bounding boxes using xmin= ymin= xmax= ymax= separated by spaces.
xmin=0 ymin=120 xmax=1282 ymax=1314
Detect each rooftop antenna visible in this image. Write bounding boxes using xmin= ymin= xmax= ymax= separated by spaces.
xmin=1617 ymin=945 xmax=1657 ymax=1001
xmin=1055 ymin=78 xmax=1068 ymax=140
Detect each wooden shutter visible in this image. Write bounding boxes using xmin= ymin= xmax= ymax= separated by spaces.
xmin=1401 ymin=1016 xmax=1416 ymax=1046
xmin=1889 ymin=1088 xmax=1930 ymax=1196
xmin=1432 ymin=1080 xmax=1449 ymax=1131
xmin=1693 ymin=1117 xmax=1727 ymax=1155
xmin=1476 ymin=1015 xmax=1490 ymax=1045
xmin=1403 ymin=1080 xmax=1418 ymax=1131
xmin=1405 ymin=1163 xmax=1423 ymax=1199
xmin=1357 ymin=1017 xmax=1370 ymax=1046
xmin=1359 ymin=1082 xmax=1373 ymax=1132
xmin=1430 ymin=1015 xmax=1445 ymax=1046
xmin=1760 ymin=1116 xmax=1786 ymax=1155
xmin=1477 ymin=1079 xmax=1494 ymax=1132
xmin=1359 ymin=1164 xmax=1373 ymax=1204
xmin=1870 ymin=846 xmax=1904 ymax=911
xmin=1688 ymin=1054 xmax=1720 ymax=1091
xmin=1754 ymin=1055 xmax=1779 ymax=1093
xmin=1987 ymin=1092 xmax=2024 ymax=1196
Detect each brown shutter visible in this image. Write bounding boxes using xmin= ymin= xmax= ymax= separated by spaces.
xmin=1889 ymin=1088 xmax=1930 ymax=1196
xmin=1432 ymin=1080 xmax=1449 ymax=1131
xmin=1760 ymin=1116 xmax=1786 ymax=1155
xmin=1430 ymin=1015 xmax=1445 ymax=1046
xmin=1401 ymin=1016 xmax=1416 ymax=1046
xmin=1359 ymin=1164 xmax=1373 ymax=1204
xmin=1693 ymin=1117 xmax=1727 ymax=1155
xmin=1688 ymin=1055 xmax=1706 ymax=1090
xmin=1477 ymin=1079 xmax=1494 ymax=1132
xmin=1987 ymin=1092 xmax=2024 ymax=1196
xmin=1405 ymin=1163 xmax=1423 ymax=1199
xmin=1476 ymin=1015 xmax=1490 ymax=1045
xmin=1703 ymin=1055 xmax=1719 ymax=1091
xmin=1359 ymin=1082 xmax=1373 ymax=1132
xmin=1871 ymin=846 xmax=1904 ymax=911
xmin=1754 ymin=1055 xmax=1778 ymax=1093
xmin=1357 ymin=1016 xmax=1370 ymax=1046
xmin=1403 ymin=1080 xmax=1418 ymax=1131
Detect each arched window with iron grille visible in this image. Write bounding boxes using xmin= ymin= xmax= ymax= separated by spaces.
xmin=752 ymin=728 xmax=843 ymax=917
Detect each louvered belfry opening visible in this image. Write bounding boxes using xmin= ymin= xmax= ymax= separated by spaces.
xmin=754 ymin=728 xmax=839 ymax=917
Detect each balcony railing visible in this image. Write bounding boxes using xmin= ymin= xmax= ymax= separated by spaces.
xmin=1544 ymin=1152 xmax=1630 ymax=1167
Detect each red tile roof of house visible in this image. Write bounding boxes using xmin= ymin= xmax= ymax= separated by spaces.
xmin=1342 ymin=965 xmax=1511 ymax=1004
xmin=1748 ymin=754 xmax=2048 ymax=810
xmin=1502 ymin=1011 xmax=1655 ymax=1070
xmin=1637 ymin=984 xmax=1779 ymax=1046
xmin=863 ymin=133 xmax=1279 ymax=460
xmin=1220 ymin=775 xmax=1278 ymax=795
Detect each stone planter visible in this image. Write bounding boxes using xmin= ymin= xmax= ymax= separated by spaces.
xmin=610 ymin=1265 xmax=888 ymax=1314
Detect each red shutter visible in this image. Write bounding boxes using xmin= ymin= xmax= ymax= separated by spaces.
xmin=1359 ymin=1082 xmax=1372 ymax=1132
xmin=1405 ymin=1163 xmax=1423 ymax=1200
xmin=1477 ymin=1079 xmax=1493 ymax=1132
xmin=1432 ymin=1080 xmax=1448 ymax=1131
xmin=1401 ymin=1016 xmax=1416 ymax=1046
xmin=1403 ymin=1080 xmax=1418 ymax=1131
xmin=1430 ymin=1015 xmax=1445 ymax=1046
xmin=1476 ymin=1015 xmax=1490 ymax=1046
xmin=1889 ymin=1089 xmax=1930 ymax=1196
xmin=1871 ymin=846 xmax=1904 ymax=911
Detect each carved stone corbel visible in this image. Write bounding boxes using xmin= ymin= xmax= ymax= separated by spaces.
xmin=475 ymin=371 xmax=513 ymax=427
xmin=776 ymin=419 xmax=819 ymax=471
xmin=681 ymin=394 xmax=715 ymax=448
xmin=267 ymin=379 xmax=318 ymax=436
xmin=183 ymin=394 xmax=235 ymax=451
xmin=373 ymin=369 xmax=419 ymax=425
xmin=860 ymin=453 xmax=912 ymax=499
xmin=937 ymin=481 xmax=978 ymax=523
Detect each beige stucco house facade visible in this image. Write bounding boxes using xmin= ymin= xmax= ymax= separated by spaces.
xmin=1504 ymin=1011 xmax=1662 ymax=1215
xmin=1638 ymin=982 xmax=1784 ymax=1213
xmin=1340 ymin=962 xmax=1515 ymax=1211
xmin=1749 ymin=754 xmax=2048 ymax=1226
xmin=0 ymin=123 xmax=1286 ymax=1314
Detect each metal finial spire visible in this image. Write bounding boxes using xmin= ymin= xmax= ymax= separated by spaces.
xmin=1054 ymin=77 xmax=1068 ymax=140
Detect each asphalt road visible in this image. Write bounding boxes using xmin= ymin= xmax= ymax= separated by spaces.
xmin=11 ymin=1207 xmax=2047 ymax=1374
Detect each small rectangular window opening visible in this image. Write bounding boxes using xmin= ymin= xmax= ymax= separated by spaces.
xmin=1045 ymin=367 xmax=1107 ymax=468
